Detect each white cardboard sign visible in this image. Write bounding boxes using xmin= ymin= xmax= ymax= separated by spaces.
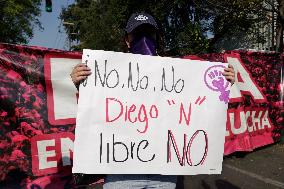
xmin=73 ymin=50 xmax=229 ymax=175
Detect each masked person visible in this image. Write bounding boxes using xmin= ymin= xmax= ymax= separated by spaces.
xmin=71 ymin=12 xmax=235 ymax=189
xmin=124 ymin=13 xmax=158 ymax=56
xmin=70 ymin=13 xmax=235 ymax=87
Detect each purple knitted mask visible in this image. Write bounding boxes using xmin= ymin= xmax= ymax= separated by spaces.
xmin=129 ymin=36 xmax=157 ymax=56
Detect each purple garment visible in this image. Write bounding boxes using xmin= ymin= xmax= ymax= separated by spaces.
xmin=130 ymin=36 xmax=157 ymax=56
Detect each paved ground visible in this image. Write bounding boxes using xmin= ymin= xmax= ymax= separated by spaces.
xmin=183 ymin=143 xmax=284 ymax=189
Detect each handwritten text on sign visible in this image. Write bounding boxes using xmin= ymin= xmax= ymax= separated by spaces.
xmin=73 ymin=50 xmax=229 ymax=175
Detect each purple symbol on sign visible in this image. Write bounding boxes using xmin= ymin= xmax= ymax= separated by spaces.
xmin=204 ymin=65 xmax=230 ymax=104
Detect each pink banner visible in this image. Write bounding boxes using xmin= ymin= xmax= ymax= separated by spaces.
xmin=0 ymin=43 xmax=282 ymax=188
xmin=185 ymin=51 xmax=283 ymax=155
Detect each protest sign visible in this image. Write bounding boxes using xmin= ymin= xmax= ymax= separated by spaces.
xmin=73 ymin=50 xmax=230 ymax=175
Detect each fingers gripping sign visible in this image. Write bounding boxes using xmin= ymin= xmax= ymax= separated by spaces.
xmin=70 ymin=59 xmax=92 ymax=89
xmin=222 ymin=64 xmax=235 ymax=85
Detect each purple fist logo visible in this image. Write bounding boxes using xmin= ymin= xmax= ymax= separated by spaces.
xmin=204 ymin=65 xmax=230 ymax=104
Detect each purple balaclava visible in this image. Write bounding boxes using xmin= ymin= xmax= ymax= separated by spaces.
xmin=129 ymin=35 xmax=157 ymax=56
xmin=125 ymin=13 xmax=159 ymax=56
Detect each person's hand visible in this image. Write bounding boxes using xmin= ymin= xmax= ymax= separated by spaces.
xmin=223 ymin=64 xmax=235 ymax=85
xmin=70 ymin=63 xmax=92 ymax=89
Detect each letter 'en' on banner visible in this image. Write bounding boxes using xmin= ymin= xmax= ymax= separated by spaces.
xmin=31 ymin=132 xmax=75 ymax=176
xmin=44 ymin=53 xmax=81 ymax=125
xmin=224 ymin=53 xmax=267 ymax=103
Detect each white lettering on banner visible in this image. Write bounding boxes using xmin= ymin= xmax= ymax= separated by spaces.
xmin=226 ymin=56 xmax=266 ymax=102
xmin=31 ymin=133 xmax=74 ymax=176
xmin=261 ymin=111 xmax=272 ymax=129
xmin=229 ymin=111 xmax=247 ymax=135
xmin=50 ymin=58 xmax=80 ymax=120
xmin=226 ymin=109 xmax=272 ymax=137
xmin=36 ymin=138 xmax=74 ymax=169
xmin=73 ymin=50 xmax=229 ymax=175
xmin=44 ymin=54 xmax=81 ymax=125
xmin=37 ymin=140 xmax=57 ymax=170
xmin=249 ymin=111 xmax=262 ymax=132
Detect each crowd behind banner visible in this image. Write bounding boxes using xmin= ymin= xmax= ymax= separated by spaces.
xmin=0 ymin=43 xmax=283 ymax=188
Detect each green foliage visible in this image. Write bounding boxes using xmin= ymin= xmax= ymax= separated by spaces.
xmin=0 ymin=0 xmax=42 ymax=44
xmin=61 ymin=0 xmax=266 ymax=55
xmin=169 ymin=23 xmax=210 ymax=55
xmin=61 ymin=0 xmax=127 ymax=51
